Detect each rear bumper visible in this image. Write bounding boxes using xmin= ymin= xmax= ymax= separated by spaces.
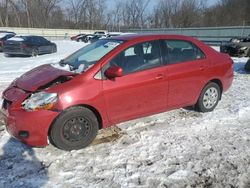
xmin=3 ymin=48 xmax=30 ymax=56
xmin=1 ymin=107 xmax=59 ymax=147
xmin=223 ymin=69 xmax=234 ymax=92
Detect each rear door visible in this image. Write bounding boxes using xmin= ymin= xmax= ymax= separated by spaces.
xmin=40 ymin=37 xmax=52 ymax=53
xmin=35 ymin=37 xmax=48 ymax=54
xmin=161 ymin=39 xmax=209 ymax=108
xmin=102 ymin=40 xmax=168 ymax=124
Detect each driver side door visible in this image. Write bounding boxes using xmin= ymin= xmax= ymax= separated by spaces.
xmin=102 ymin=40 xmax=168 ymax=124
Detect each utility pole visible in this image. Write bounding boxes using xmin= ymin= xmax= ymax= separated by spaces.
xmin=241 ymin=20 xmax=246 ymax=37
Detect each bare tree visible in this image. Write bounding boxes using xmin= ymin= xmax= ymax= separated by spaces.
xmin=0 ymin=0 xmax=10 ymax=26
xmin=0 ymin=0 xmax=249 ymax=30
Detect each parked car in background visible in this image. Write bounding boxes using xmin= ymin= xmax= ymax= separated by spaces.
xmin=89 ymin=35 xmax=106 ymax=43
xmin=76 ymin=34 xmax=95 ymax=42
xmin=0 ymin=32 xmax=16 ymax=51
xmin=0 ymin=34 xmax=233 ymax=151
xmin=94 ymin=31 xmax=107 ymax=36
xmin=70 ymin=34 xmax=85 ymax=41
xmin=3 ymin=35 xmax=57 ymax=57
xmin=72 ymin=33 xmax=105 ymax=43
xmin=221 ymin=37 xmax=250 ymax=57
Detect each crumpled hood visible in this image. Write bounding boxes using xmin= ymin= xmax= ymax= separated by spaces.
xmin=15 ymin=64 xmax=75 ymax=92
xmin=2 ymin=64 xmax=76 ymax=102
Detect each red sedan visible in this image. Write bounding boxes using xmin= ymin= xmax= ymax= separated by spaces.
xmin=0 ymin=34 xmax=234 ymax=150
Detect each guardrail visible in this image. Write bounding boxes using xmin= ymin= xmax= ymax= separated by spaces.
xmin=2 ymin=26 xmax=250 ymax=45
xmin=122 ymin=26 xmax=250 ymax=46
xmin=0 ymin=27 xmax=107 ymax=40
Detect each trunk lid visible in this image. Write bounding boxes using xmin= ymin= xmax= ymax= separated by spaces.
xmin=4 ymin=40 xmax=23 ymax=50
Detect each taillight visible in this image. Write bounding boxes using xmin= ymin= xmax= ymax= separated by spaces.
xmin=21 ymin=43 xmax=28 ymax=48
xmin=0 ymin=41 xmax=3 ymax=46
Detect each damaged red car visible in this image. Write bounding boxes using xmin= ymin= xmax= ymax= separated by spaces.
xmin=0 ymin=34 xmax=234 ymax=151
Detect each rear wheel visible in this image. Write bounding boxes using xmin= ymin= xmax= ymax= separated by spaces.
xmin=195 ymin=82 xmax=221 ymax=112
xmin=49 ymin=106 xmax=99 ymax=151
xmin=31 ymin=48 xmax=38 ymax=57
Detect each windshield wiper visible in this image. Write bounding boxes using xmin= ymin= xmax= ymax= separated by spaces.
xmin=59 ymin=59 xmax=67 ymax=66
xmin=59 ymin=59 xmax=76 ymax=71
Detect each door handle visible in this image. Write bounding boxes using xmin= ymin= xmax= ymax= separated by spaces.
xmin=155 ymin=74 xmax=164 ymax=80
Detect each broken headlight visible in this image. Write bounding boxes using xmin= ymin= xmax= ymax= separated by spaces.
xmin=22 ymin=92 xmax=58 ymax=111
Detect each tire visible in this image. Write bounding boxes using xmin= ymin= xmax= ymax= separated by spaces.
xmin=4 ymin=53 xmax=13 ymax=57
xmin=31 ymin=48 xmax=38 ymax=57
xmin=49 ymin=106 xmax=99 ymax=151
xmin=245 ymin=59 xmax=250 ymax=71
xmin=195 ymin=82 xmax=221 ymax=112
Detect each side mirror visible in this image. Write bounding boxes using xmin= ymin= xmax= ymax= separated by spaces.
xmin=104 ymin=65 xmax=123 ymax=79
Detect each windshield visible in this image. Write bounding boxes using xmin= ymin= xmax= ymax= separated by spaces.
xmin=62 ymin=39 xmax=123 ymax=72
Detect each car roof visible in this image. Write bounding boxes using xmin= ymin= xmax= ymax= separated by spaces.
xmin=111 ymin=33 xmax=195 ymax=41
xmin=0 ymin=31 xmax=15 ymax=34
xmin=0 ymin=32 xmax=15 ymax=38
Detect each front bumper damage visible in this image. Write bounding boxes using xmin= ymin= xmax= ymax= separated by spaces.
xmin=2 ymin=103 xmax=59 ymax=147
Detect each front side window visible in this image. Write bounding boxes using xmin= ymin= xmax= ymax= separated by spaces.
xmin=62 ymin=39 xmax=123 ymax=72
xmin=109 ymin=40 xmax=162 ymax=75
xmin=164 ymin=40 xmax=205 ymax=65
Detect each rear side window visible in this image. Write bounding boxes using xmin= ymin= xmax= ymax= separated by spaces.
xmin=163 ymin=40 xmax=205 ymax=65
xmin=29 ymin=37 xmax=38 ymax=43
xmin=38 ymin=37 xmax=49 ymax=44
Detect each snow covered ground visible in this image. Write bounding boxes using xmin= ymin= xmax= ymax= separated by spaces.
xmin=0 ymin=42 xmax=250 ymax=188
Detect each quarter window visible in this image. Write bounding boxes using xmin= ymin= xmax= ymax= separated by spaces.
xmin=164 ymin=40 xmax=205 ymax=64
xmin=109 ymin=40 xmax=162 ymax=75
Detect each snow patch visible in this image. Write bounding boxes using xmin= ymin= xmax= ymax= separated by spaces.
xmin=0 ymin=43 xmax=250 ymax=187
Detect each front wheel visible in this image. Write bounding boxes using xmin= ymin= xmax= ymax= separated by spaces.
xmin=195 ymin=82 xmax=221 ymax=112
xmin=49 ymin=107 xmax=99 ymax=151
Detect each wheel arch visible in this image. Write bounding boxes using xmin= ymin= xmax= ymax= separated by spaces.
xmin=196 ymin=78 xmax=223 ymax=104
xmin=79 ymin=104 xmax=103 ymax=130
xmin=48 ymin=104 xmax=103 ymax=137
xmin=209 ymin=79 xmax=223 ymax=99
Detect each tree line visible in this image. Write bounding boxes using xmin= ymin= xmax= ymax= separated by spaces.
xmin=0 ymin=0 xmax=249 ymax=30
